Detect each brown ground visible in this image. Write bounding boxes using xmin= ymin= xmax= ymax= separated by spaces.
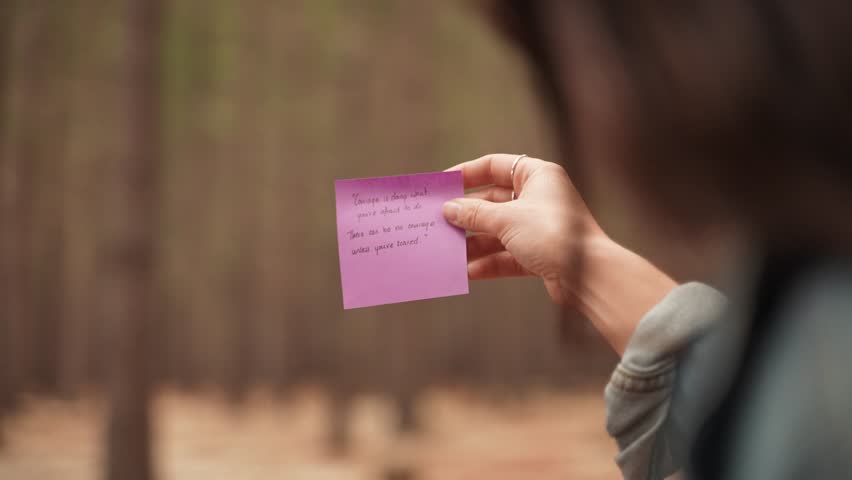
xmin=0 ymin=387 xmax=620 ymax=480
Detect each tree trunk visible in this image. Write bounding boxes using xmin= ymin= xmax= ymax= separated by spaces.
xmin=396 ymin=390 xmax=419 ymax=434
xmin=103 ymin=0 xmax=161 ymax=478
xmin=327 ymin=385 xmax=353 ymax=456
xmin=0 ymin=0 xmax=17 ymax=446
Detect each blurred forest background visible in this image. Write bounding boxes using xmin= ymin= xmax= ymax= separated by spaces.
xmin=0 ymin=0 xmax=712 ymax=479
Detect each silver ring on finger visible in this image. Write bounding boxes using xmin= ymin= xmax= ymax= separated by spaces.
xmin=510 ymin=154 xmax=527 ymax=200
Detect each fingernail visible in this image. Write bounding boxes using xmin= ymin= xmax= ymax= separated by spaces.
xmin=443 ymin=201 xmax=462 ymax=224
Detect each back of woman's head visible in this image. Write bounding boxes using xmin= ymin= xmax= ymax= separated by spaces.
xmin=486 ymin=0 xmax=852 ymax=247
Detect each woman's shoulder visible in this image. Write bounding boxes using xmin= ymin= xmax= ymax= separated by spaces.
xmin=721 ymin=257 xmax=852 ymax=478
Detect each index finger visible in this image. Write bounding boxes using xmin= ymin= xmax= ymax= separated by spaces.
xmin=445 ymin=153 xmax=545 ymax=189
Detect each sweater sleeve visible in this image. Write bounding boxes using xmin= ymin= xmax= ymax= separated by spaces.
xmin=604 ymin=282 xmax=728 ymax=480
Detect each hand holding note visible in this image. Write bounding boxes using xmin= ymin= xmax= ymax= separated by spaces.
xmin=441 ymin=154 xmax=592 ymax=302
xmin=333 ymin=155 xmax=676 ymax=355
xmin=334 ymin=172 xmax=468 ymax=309
xmin=440 ymin=154 xmax=676 ymax=354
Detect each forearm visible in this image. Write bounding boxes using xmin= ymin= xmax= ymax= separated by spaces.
xmin=572 ymin=234 xmax=678 ymax=355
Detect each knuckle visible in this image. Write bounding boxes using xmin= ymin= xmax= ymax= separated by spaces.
xmin=475 ymin=153 xmax=499 ymax=164
xmin=500 ymin=223 xmax=519 ymax=246
xmin=541 ymin=161 xmax=565 ymax=175
xmin=466 ymin=201 xmax=482 ymax=229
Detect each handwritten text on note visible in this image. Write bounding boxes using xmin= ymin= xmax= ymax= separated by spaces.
xmin=334 ymin=171 xmax=468 ymax=309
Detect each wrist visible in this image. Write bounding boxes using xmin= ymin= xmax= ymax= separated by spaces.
xmin=568 ymin=234 xmax=677 ymax=355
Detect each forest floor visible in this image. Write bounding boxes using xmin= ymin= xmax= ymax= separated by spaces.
xmin=0 ymin=386 xmax=619 ymax=480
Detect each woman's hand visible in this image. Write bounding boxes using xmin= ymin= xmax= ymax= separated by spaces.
xmin=443 ymin=154 xmax=677 ymax=354
xmin=443 ymin=154 xmax=600 ymax=302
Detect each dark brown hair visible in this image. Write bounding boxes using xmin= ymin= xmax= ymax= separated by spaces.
xmin=484 ymin=0 xmax=852 ymax=246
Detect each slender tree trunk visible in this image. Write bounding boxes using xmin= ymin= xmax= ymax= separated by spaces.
xmin=7 ymin=0 xmax=44 ymax=405
xmin=327 ymin=383 xmax=353 ymax=456
xmin=103 ymin=0 xmax=161 ymax=478
xmin=0 ymin=0 xmax=17 ymax=445
xmin=386 ymin=1 xmax=437 ymax=434
xmin=396 ymin=390 xmax=420 ymax=434
xmin=31 ymin=1 xmax=76 ymax=395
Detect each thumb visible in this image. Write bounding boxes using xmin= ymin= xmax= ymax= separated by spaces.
xmin=442 ymin=198 xmax=508 ymax=235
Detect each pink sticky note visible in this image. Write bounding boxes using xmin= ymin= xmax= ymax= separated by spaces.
xmin=334 ymin=171 xmax=469 ymax=309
